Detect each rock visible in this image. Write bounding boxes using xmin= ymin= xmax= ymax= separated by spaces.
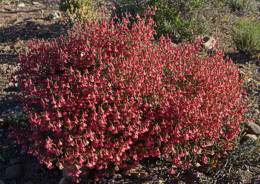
xmin=244 ymin=134 xmax=258 ymax=141
xmin=195 ymin=162 xmax=201 ymax=167
xmin=113 ymin=174 xmax=122 ymax=180
xmin=0 ymin=180 xmax=5 ymax=184
xmin=2 ymin=46 xmax=11 ymax=52
xmin=47 ymin=11 xmax=61 ymax=20
xmin=4 ymin=7 xmax=14 ymax=12
xmin=240 ymin=170 xmax=253 ymax=184
xmin=139 ymin=171 xmax=148 ymax=178
xmin=32 ymin=2 xmax=41 ymax=6
xmin=5 ymin=164 xmax=23 ymax=179
xmin=202 ymin=36 xmax=216 ymax=50
xmin=17 ymin=3 xmax=26 ymax=8
xmin=20 ymin=149 xmax=27 ymax=155
xmin=246 ymin=122 xmax=260 ymax=135
xmin=6 ymin=82 xmax=14 ymax=88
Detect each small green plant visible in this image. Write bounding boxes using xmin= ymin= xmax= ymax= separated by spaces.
xmin=151 ymin=0 xmax=206 ymax=42
xmin=228 ymin=0 xmax=258 ymax=13
xmin=232 ymin=18 xmax=260 ymax=55
xmin=113 ymin=0 xmax=207 ymax=42
xmin=59 ymin=0 xmax=101 ymax=21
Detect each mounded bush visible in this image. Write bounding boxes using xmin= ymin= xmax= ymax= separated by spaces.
xmin=114 ymin=0 xmax=207 ymax=42
xmin=149 ymin=0 xmax=206 ymax=41
xmin=59 ymin=0 xmax=102 ymax=21
xmin=11 ymin=14 xmax=247 ymax=183
xmin=228 ymin=0 xmax=258 ymax=13
xmin=232 ymin=18 xmax=260 ymax=55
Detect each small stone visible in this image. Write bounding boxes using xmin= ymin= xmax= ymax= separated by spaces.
xmin=20 ymin=149 xmax=27 ymax=155
xmin=245 ymin=134 xmax=258 ymax=141
xmin=240 ymin=170 xmax=253 ymax=184
xmin=2 ymin=46 xmax=11 ymax=52
xmin=4 ymin=7 xmax=14 ymax=12
xmin=47 ymin=11 xmax=61 ymax=20
xmin=6 ymin=82 xmax=13 ymax=88
xmin=158 ymin=180 xmax=164 ymax=184
xmin=113 ymin=174 xmax=122 ymax=180
xmin=17 ymin=3 xmax=26 ymax=8
xmin=139 ymin=171 xmax=148 ymax=178
xmin=32 ymin=2 xmax=41 ymax=5
xmin=195 ymin=162 xmax=201 ymax=167
xmin=5 ymin=164 xmax=23 ymax=179
xmin=195 ymin=172 xmax=203 ymax=177
xmin=246 ymin=122 xmax=260 ymax=135
xmin=151 ymin=175 xmax=158 ymax=180
xmin=202 ymin=36 xmax=216 ymax=50
xmin=114 ymin=165 xmax=119 ymax=171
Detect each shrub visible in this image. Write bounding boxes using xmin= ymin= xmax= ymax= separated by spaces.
xmin=150 ymin=0 xmax=206 ymax=41
xmin=232 ymin=18 xmax=260 ymax=55
xmin=113 ymin=0 xmax=147 ymax=16
xmin=113 ymin=0 xmax=207 ymax=42
xmin=227 ymin=0 xmax=258 ymax=13
xmin=59 ymin=0 xmax=101 ymax=21
xmin=11 ymin=14 xmax=247 ymax=183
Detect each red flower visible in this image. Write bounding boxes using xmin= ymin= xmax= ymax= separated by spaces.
xmin=10 ymin=12 xmax=247 ymax=183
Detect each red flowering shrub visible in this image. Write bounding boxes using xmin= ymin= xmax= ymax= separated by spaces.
xmin=10 ymin=14 xmax=247 ymax=183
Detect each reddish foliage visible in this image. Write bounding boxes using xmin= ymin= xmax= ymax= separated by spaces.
xmin=10 ymin=15 xmax=247 ymax=183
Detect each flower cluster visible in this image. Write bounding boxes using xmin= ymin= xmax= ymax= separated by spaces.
xmin=10 ymin=14 xmax=247 ymax=183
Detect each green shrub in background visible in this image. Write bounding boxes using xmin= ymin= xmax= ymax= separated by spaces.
xmin=232 ymin=18 xmax=260 ymax=55
xmin=59 ymin=0 xmax=101 ymax=21
xmin=113 ymin=0 xmax=208 ymax=42
xmin=113 ymin=0 xmax=146 ymax=15
xmin=151 ymin=0 xmax=206 ymax=42
xmin=227 ymin=0 xmax=258 ymax=13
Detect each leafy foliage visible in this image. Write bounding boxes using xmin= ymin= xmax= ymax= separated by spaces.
xmin=59 ymin=0 xmax=101 ymax=21
xmin=114 ymin=0 xmax=207 ymax=42
xmin=150 ymin=0 xmax=206 ymax=41
xmin=232 ymin=18 xmax=260 ymax=55
xmin=227 ymin=0 xmax=258 ymax=13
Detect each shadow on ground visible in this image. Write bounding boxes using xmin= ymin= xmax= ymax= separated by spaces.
xmin=226 ymin=52 xmax=260 ymax=64
xmin=0 ymin=19 xmax=71 ymax=43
